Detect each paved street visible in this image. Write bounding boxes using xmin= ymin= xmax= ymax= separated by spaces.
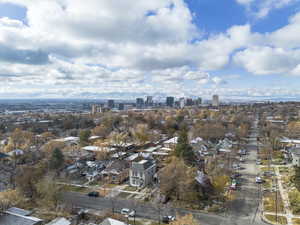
xmin=221 ymin=118 xmax=267 ymax=225
xmin=63 ymin=191 xmax=226 ymax=225
xmin=63 ymin=119 xmax=268 ymax=225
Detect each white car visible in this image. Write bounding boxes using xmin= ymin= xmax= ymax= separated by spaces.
xmin=121 ymin=208 xmax=135 ymax=217
xmin=255 ymin=176 xmax=263 ymax=183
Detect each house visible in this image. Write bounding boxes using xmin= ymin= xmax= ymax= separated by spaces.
xmin=54 ymin=136 xmax=79 ymax=146
xmin=7 ymin=149 xmax=24 ymax=157
xmin=129 ymin=159 xmax=156 ymax=188
xmin=0 ymin=207 xmax=43 ymax=225
xmin=82 ymin=146 xmax=116 ymax=153
xmin=291 ymin=148 xmax=300 ymax=167
xmin=101 ymin=160 xmax=129 ymax=184
xmin=0 ymin=152 xmax=9 ymax=160
xmin=163 ymin=137 xmax=178 ymax=148
xmin=46 ymin=217 xmax=71 ymax=225
xmin=100 ymin=218 xmax=128 ymax=225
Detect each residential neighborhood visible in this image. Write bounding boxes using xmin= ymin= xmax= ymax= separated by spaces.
xmin=2 ymin=98 xmax=300 ymax=225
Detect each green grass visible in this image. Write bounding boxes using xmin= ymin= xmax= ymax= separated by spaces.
xmin=263 ymin=192 xmax=285 ymax=213
xmin=289 ymin=189 xmax=300 ymax=215
xmin=262 ymin=178 xmax=273 ymax=189
xmin=118 ymin=192 xmax=132 ymax=199
xmin=265 ymin=215 xmax=287 ymax=225
xmin=292 ymin=218 xmax=300 ymax=225
xmin=60 ymin=184 xmax=90 ymax=193
xmin=279 ymin=167 xmax=289 ymax=174
xmin=260 ymin=167 xmax=275 ymax=172
xmin=124 ymin=186 xmax=138 ymax=192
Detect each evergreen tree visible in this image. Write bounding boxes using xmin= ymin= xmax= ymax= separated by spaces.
xmin=175 ymin=129 xmax=195 ymax=165
xmin=79 ymin=130 xmax=91 ymax=146
xmin=49 ymin=148 xmax=64 ymax=170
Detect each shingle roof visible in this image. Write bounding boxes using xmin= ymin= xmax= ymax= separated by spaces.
xmin=0 ymin=213 xmax=42 ymax=225
xmin=0 ymin=152 xmax=8 ymax=159
xmin=5 ymin=207 xmax=31 ymax=216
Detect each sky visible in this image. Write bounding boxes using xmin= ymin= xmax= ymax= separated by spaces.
xmin=0 ymin=0 xmax=299 ymax=100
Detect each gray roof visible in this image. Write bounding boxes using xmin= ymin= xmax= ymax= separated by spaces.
xmin=46 ymin=217 xmax=71 ymax=225
xmin=0 ymin=213 xmax=42 ymax=225
xmin=0 ymin=152 xmax=8 ymax=159
xmin=6 ymin=207 xmax=31 ymax=216
xmin=132 ymin=159 xmax=155 ymax=170
xmin=100 ymin=218 xmax=127 ymax=225
xmin=292 ymin=148 xmax=300 ymax=156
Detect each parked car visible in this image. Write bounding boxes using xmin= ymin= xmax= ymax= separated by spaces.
xmin=230 ymin=183 xmax=237 ymax=190
xmin=87 ymin=191 xmax=99 ymax=197
xmin=121 ymin=208 xmax=135 ymax=217
xmin=263 ymin=171 xmax=275 ymax=177
xmin=162 ymin=215 xmax=176 ymax=223
xmin=255 ymin=176 xmax=263 ymax=183
xmin=231 ymin=173 xmax=241 ymax=179
xmin=239 ymin=149 xmax=247 ymax=155
xmin=256 ymin=159 xmax=261 ymax=165
xmin=232 ymin=164 xmax=241 ymax=170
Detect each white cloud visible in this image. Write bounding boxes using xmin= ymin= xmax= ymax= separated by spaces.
xmin=0 ymin=0 xmax=299 ymax=98
xmin=234 ymin=46 xmax=300 ymax=75
xmin=236 ymin=0 xmax=299 ymax=18
xmin=268 ymin=12 xmax=300 ymax=48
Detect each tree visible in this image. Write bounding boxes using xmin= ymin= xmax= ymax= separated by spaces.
xmin=175 ymin=130 xmax=194 ymax=165
xmin=15 ymin=164 xmax=46 ymax=198
xmin=79 ymin=130 xmax=91 ymax=146
xmin=42 ymin=141 xmax=65 ymax=158
xmin=211 ymin=175 xmax=230 ymax=196
xmin=0 ymin=189 xmax=24 ymax=212
xmin=36 ymin=177 xmax=62 ymax=209
xmin=8 ymin=128 xmax=34 ymax=150
xmin=49 ymin=148 xmax=64 ymax=170
xmin=160 ymin=157 xmax=200 ymax=202
xmin=131 ymin=124 xmax=149 ymax=145
xmin=92 ymin=123 xmax=114 ymax=138
xmin=169 ymin=214 xmax=199 ymax=225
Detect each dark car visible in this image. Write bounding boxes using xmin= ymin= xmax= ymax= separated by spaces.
xmin=87 ymin=191 xmax=99 ymax=197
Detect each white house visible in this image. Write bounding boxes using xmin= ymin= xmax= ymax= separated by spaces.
xmin=129 ymin=159 xmax=156 ymax=187
xmin=163 ymin=137 xmax=178 ymax=148
xmin=101 ymin=218 xmax=128 ymax=225
xmin=291 ymin=148 xmax=300 ymax=167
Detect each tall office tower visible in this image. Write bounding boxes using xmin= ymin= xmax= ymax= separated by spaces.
xmin=212 ymin=95 xmax=219 ymax=107
xmin=186 ymin=98 xmax=193 ymax=106
xmin=179 ymin=97 xmax=185 ymax=108
xmin=195 ymin=97 xmax=202 ymax=106
xmin=166 ymin=96 xmax=175 ymax=107
xmin=118 ymin=103 xmax=124 ymax=111
xmin=136 ymin=98 xmax=144 ymax=108
xmin=107 ymin=99 xmax=115 ymax=109
xmin=146 ymin=96 xmax=153 ymax=106
xmin=91 ymin=105 xmax=102 ymax=114
xmin=91 ymin=104 xmax=98 ymax=114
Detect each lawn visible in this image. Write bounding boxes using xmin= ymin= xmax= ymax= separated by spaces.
xmin=117 ymin=191 xmax=133 ymax=199
xmin=279 ymin=167 xmax=290 ymax=174
xmin=289 ymin=189 xmax=300 ymax=215
xmin=124 ymin=186 xmax=138 ymax=192
xmin=262 ymin=178 xmax=273 ymax=189
xmin=265 ymin=214 xmax=287 ymax=225
xmin=263 ymin=192 xmax=285 ymax=213
xmin=260 ymin=167 xmax=275 ymax=172
xmin=59 ymin=184 xmax=90 ymax=193
xmin=292 ymin=218 xmax=300 ymax=225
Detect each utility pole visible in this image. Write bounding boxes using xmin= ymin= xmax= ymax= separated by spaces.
xmin=276 ymin=177 xmax=278 ymax=224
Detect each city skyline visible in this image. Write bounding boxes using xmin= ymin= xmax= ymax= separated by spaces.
xmin=0 ymin=0 xmax=299 ymax=100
